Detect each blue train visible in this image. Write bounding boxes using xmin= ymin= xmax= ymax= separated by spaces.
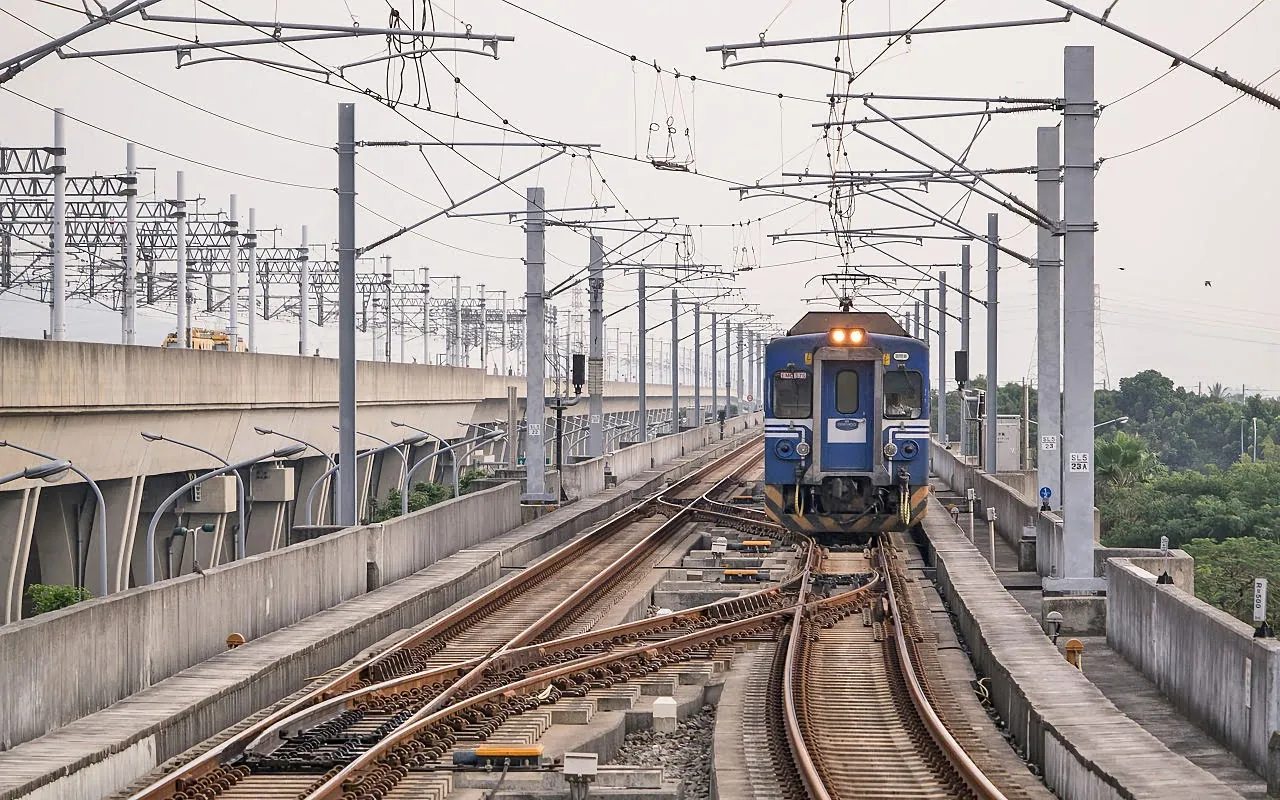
xmin=763 ymin=311 xmax=931 ymax=540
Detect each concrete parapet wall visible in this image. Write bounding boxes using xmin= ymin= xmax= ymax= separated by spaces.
xmin=561 ymin=458 xmax=607 ymax=502
xmin=931 ymin=440 xmax=1039 ymax=557
xmin=1108 ymin=558 xmax=1280 ymax=781
xmin=0 ymin=481 xmax=520 ymax=750
xmin=921 ymin=506 xmax=1243 ymax=799
xmin=0 ymin=422 xmax=765 ymax=800
xmin=608 ymin=414 xmax=761 ymax=484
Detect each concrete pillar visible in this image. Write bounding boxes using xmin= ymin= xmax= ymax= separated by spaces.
xmin=85 ymin=475 xmax=145 ymax=595
xmin=246 ymin=501 xmax=287 ymax=554
xmin=0 ymin=487 xmax=40 ymax=623
xmin=293 ymin=457 xmax=333 ymax=529
xmin=1036 ymin=125 xmax=1063 ymax=510
xmin=30 ymin=487 xmax=79 ymax=589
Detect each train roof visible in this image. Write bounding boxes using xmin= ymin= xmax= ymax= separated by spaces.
xmin=785 ymin=311 xmax=907 ymax=337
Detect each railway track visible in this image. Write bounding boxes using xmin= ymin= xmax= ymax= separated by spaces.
xmin=780 ymin=540 xmax=1017 ymax=800
xmin=125 ymin=436 xmax=772 ymax=800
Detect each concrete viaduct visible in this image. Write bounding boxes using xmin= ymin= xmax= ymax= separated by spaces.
xmin=0 ymin=337 xmax=734 ymax=622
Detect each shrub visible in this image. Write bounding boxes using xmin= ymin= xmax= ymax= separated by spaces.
xmin=27 ymin=584 xmax=92 ymax=615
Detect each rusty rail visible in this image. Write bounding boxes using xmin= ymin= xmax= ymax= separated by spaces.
xmin=124 ymin=434 xmax=763 ymax=800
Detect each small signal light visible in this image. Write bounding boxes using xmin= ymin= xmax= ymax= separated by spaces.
xmin=830 ymin=328 xmax=848 ymax=344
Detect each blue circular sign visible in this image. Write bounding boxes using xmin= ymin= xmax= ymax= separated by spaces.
xmin=1039 ymin=486 xmax=1052 ymax=499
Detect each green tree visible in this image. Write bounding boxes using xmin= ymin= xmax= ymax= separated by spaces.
xmin=1182 ymin=537 xmax=1280 ymax=623
xmin=458 ymin=467 xmax=493 ymax=494
xmin=1094 ymin=431 xmax=1159 ymax=491
xmin=369 ymin=480 xmax=453 ymax=523
xmin=1099 ymin=461 xmax=1280 ymax=548
xmin=27 ymin=584 xmax=92 ymax=615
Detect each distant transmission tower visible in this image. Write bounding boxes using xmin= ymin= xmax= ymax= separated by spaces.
xmin=1094 ymin=284 xmax=1111 ymax=390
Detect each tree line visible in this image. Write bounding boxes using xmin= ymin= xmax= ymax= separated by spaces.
xmin=932 ymin=370 xmax=1280 ymax=623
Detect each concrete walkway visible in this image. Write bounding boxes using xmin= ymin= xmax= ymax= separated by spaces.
xmin=934 ymin=478 xmax=1270 ymax=799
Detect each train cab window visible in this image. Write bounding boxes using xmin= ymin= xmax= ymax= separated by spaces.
xmin=884 ymin=370 xmax=923 ymax=419
xmin=835 ymin=370 xmax=859 ymax=414
xmin=772 ymin=370 xmax=812 ymax=418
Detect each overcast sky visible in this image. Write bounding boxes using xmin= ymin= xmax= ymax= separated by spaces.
xmin=2 ymin=0 xmax=1277 ymax=394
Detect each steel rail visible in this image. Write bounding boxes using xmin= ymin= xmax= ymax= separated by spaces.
xmin=244 ymin=569 xmax=802 ymax=755
xmin=878 ymin=546 xmax=1009 ymax=800
xmin=124 ymin=434 xmax=762 ymax=800
xmin=341 ymin=443 xmax=765 ymax=754
xmin=782 ymin=545 xmax=838 ymax=800
xmin=305 ymin=606 xmax=799 ymax=800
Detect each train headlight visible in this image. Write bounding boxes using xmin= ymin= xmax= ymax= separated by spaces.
xmin=828 ymin=328 xmax=866 ymax=345
xmin=883 ymin=442 xmax=899 ymax=458
xmin=796 ymin=441 xmax=811 ymax=456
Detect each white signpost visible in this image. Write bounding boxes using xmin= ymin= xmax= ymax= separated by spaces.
xmin=1254 ymin=578 xmax=1268 ymax=624
xmin=1254 ymin=578 xmax=1272 ymax=638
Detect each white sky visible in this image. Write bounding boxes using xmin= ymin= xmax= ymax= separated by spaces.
xmin=1 ymin=0 xmax=1277 ymax=394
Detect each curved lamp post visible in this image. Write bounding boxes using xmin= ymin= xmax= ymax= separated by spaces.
xmin=333 ymin=426 xmax=411 ymax=497
xmin=141 ymin=432 xmax=248 ymax=561
xmin=253 ymin=427 xmax=335 ymax=466
xmin=144 ymin=443 xmax=305 ymax=584
xmin=404 ymin=430 xmax=504 ymax=504
xmin=0 ymin=441 xmax=108 ymax=594
xmin=0 ymin=459 xmax=72 ymax=484
xmin=255 ymin=427 xmax=336 ymax=524
xmin=304 ymin=434 xmax=429 ymax=525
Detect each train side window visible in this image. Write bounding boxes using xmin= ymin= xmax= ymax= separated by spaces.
xmin=884 ymin=370 xmax=923 ymax=419
xmin=772 ymin=370 xmax=812 ymax=418
xmin=835 ymin=370 xmax=859 ymax=414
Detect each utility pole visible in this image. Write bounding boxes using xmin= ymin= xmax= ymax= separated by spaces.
xmin=298 ymin=225 xmax=310 ymax=356
xmin=246 ymin=209 xmax=257 ymax=352
xmin=454 ymin=277 xmax=463 ymax=367
xmin=227 ymin=195 xmax=239 ymax=351
xmin=736 ymin=322 xmax=745 ymax=417
xmin=693 ymin=304 xmax=702 ymax=426
xmin=711 ymin=311 xmax=718 ymax=428
xmin=1036 ymin=125 xmax=1063 ymax=510
xmin=427 ymin=270 xmax=437 ymax=366
xmin=524 ymin=186 xmax=552 ymax=500
xmin=385 ymin=259 xmax=393 ymax=363
xmin=671 ymin=289 xmax=680 ymax=433
xmin=479 ymin=282 xmax=488 ymax=371
xmin=587 ymin=235 xmax=605 ymax=456
xmin=1022 ymin=379 xmax=1031 ymax=470
xmin=914 ymin=300 xmax=922 ymax=339
xmin=986 ymin=213 xmax=999 ymax=473
xmin=174 ymin=171 xmax=187 ymax=348
xmin=51 ymin=108 xmax=66 ymax=341
xmin=336 ymin=103 xmax=357 ymax=526
xmin=960 ymin=245 xmax=971 ymax=457
xmin=922 ymin=291 xmax=931 ymax=344
xmin=122 ymin=142 xmax=137 ymax=345
xmin=637 ymin=268 xmax=648 ymax=442
xmin=724 ymin=317 xmax=732 ymax=418
xmin=1060 ymin=45 xmax=1098 ymax=590
xmin=500 ymin=289 xmax=508 ymax=376
xmin=939 ymin=272 xmax=948 ymax=443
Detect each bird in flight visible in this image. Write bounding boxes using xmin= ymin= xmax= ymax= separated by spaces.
xmin=1204 ymin=281 xmax=1213 ymax=287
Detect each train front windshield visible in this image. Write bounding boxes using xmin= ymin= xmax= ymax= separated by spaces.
xmin=772 ymin=370 xmax=812 ymax=418
xmin=884 ymin=371 xmax=923 ymax=419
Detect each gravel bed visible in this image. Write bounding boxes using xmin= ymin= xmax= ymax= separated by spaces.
xmin=609 ymin=704 xmax=717 ymax=799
